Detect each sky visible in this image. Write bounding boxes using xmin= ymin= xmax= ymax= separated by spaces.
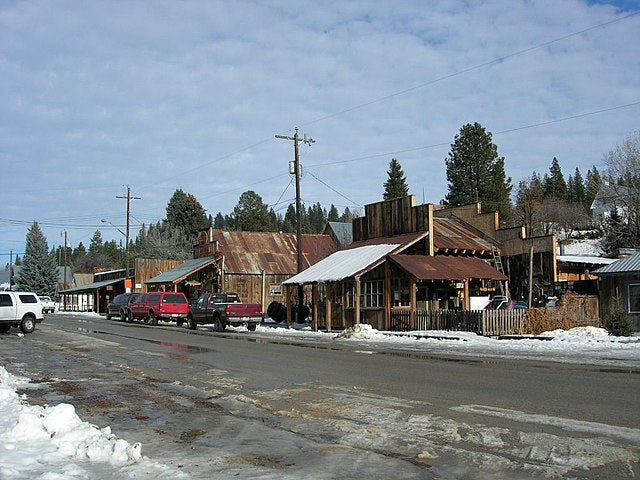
xmin=1 ymin=0 xmax=639 ymax=259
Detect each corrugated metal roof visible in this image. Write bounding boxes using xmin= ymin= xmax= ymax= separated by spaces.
xmin=389 ymin=255 xmax=508 ymax=281
xmin=283 ymin=244 xmax=400 ymax=284
xmin=211 ymin=230 xmax=336 ymax=275
xmin=593 ymin=253 xmax=640 ymax=275
xmin=326 ymin=221 xmax=353 ymax=248
xmin=345 ymin=232 xmax=427 ymax=250
xmin=60 ymin=277 xmax=123 ymax=293
xmin=557 ymin=255 xmax=617 ymax=265
xmin=146 ymin=256 xmax=217 ymax=284
xmin=432 ymin=217 xmax=494 ymax=252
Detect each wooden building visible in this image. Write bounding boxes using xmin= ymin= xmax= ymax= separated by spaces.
xmin=284 ymin=196 xmax=509 ymax=330
xmin=594 ymin=253 xmax=640 ymax=331
xmin=145 ymin=228 xmax=337 ymax=311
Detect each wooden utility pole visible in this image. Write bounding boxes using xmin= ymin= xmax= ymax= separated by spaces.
xmin=116 ymin=186 xmax=141 ymax=280
xmin=275 ymin=128 xmax=314 ymax=322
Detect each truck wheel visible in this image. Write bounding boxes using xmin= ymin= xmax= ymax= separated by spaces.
xmin=125 ymin=310 xmax=133 ymax=323
xmin=247 ymin=324 xmax=257 ymax=332
xmin=176 ymin=320 xmax=184 ymax=327
xmin=106 ymin=312 xmax=111 ymax=320
xmin=20 ymin=315 xmax=36 ymax=334
xmin=148 ymin=311 xmax=158 ymax=326
xmin=186 ymin=314 xmax=196 ymax=330
xmin=213 ymin=317 xmax=224 ymax=332
xmin=0 ymin=325 xmax=11 ymax=333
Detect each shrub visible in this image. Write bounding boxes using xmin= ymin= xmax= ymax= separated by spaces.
xmin=605 ymin=299 xmax=635 ymax=337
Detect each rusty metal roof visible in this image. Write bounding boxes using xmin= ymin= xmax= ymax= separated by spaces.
xmin=432 ymin=217 xmax=494 ymax=253
xmin=211 ymin=230 xmax=336 ymax=275
xmin=388 ymin=255 xmax=507 ymax=281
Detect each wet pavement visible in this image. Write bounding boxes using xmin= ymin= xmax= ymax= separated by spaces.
xmin=1 ymin=314 xmax=639 ymax=479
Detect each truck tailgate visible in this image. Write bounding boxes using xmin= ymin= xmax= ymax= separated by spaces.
xmin=226 ymin=304 xmax=262 ymax=318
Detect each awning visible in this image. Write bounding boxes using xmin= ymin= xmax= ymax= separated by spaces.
xmin=146 ymin=256 xmax=218 ymax=285
xmin=283 ymin=244 xmax=401 ymax=285
xmin=60 ymin=278 xmax=123 ymax=294
xmin=388 ymin=255 xmax=508 ymax=281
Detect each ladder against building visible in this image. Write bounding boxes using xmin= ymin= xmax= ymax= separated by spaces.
xmin=492 ymin=246 xmax=507 ymax=296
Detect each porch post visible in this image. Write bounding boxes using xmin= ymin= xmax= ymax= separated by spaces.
xmin=384 ymin=261 xmax=391 ymax=330
xmin=325 ymin=283 xmax=332 ymax=332
xmin=410 ymin=277 xmax=416 ymax=330
xmin=312 ymin=284 xmax=318 ymax=332
xmin=286 ymin=284 xmax=293 ymax=328
xmin=354 ymin=275 xmax=361 ymax=325
xmin=341 ymin=283 xmax=346 ymax=328
xmin=261 ymin=270 xmax=266 ymax=314
xmin=464 ymin=279 xmax=470 ymax=310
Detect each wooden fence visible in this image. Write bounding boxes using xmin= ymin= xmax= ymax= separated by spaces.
xmin=390 ymin=309 xmax=526 ymax=336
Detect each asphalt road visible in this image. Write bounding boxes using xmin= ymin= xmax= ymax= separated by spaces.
xmin=1 ymin=313 xmax=638 ymax=479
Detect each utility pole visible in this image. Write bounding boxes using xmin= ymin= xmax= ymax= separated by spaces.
xmin=63 ymin=231 xmax=68 ymax=309
xmin=116 ymin=186 xmax=141 ymax=280
xmin=9 ymin=250 xmax=12 ymax=291
xmin=275 ymin=128 xmax=315 ymax=322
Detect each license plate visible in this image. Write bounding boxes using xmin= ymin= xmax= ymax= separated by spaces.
xmin=171 ymin=314 xmax=179 ymax=317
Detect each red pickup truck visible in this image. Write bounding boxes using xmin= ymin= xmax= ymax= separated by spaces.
xmin=186 ymin=292 xmax=263 ymax=331
xmin=125 ymin=292 xmax=189 ymax=326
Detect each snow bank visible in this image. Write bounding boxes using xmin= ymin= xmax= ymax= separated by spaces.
xmin=540 ymin=326 xmax=611 ymax=339
xmin=0 ymin=366 xmax=146 ymax=479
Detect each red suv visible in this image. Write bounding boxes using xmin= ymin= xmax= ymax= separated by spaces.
xmin=126 ymin=292 xmax=189 ymax=326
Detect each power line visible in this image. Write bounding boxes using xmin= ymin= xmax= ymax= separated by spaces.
xmin=306 ymin=171 xmax=362 ymax=208
xmin=298 ymin=11 xmax=640 ymax=128
xmin=305 ymin=100 xmax=640 ymax=169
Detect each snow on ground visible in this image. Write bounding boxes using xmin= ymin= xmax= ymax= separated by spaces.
xmin=0 ymin=366 xmax=187 ymax=479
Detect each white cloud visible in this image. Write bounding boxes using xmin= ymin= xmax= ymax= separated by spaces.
xmin=0 ymin=0 xmax=638 ymax=251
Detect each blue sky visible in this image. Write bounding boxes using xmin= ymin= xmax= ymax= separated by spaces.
xmin=1 ymin=0 xmax=639 ymax=259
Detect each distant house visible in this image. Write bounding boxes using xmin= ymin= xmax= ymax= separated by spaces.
xmin=594 ymin=253 xmax=640 ymax=331
xmin=591 ymin=182 xmax=630 ymax=219
xmin=323 ymin=222 xmax=353 ymax=249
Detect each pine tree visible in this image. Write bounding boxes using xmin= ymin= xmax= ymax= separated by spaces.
xmin=282 ymin=204 xmax=297 ymax=233
xmin=166 ymin=189 xmax=209 ymax=239
xmin=383 ymin=158 xmax=409 ymax=200
xmin=444 ymin=122 xmax=512 ymax=220
xmin=17 ymin=222 xmax=58 ymax=296
xmin=233 ymin=190 xmax=276 ymax=232
xmin=543 ymin=157 xmax=567 ymax=201
xmin=328 ymin=205 xmax=340 ymax=222
xmin=571 ymin=167 xmax=586 ymax=207
xmin=213 ymin=212 xmax=225 ymax=229
xmin=585 ymin=166 xmax=602 ymax=211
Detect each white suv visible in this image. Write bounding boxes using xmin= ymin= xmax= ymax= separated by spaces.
xmin=0 ymin=291 xmax=44 ymax=334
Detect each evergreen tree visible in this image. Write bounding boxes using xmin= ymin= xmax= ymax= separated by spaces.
xmin=383 ymin=158 xmax=409 ymax=200
xmin=17 ymin=222 xmax=58 ymax=296
xmin=233 ymin=190 xmax=275 ymax=232
xmin=166 ymin=189 xmax=209 ymax=238
xmin=340 ymin=207 xmax=357 ymax=222
xmin=543 ymin=157 xmax=567 ymax=201
xmin=213 ymin=212 xmax=225 ymax=229
xmin=585 ymin=166 xmax=602 ymax=211
xmin=444 ymin=122 xmax=512 ymax=220
xmin=89 ymin=230 xmax=104 ymax=254
xmin=282 ymin=204 xmax=296 ymax=233
xmin=328 ymin=204 xmax=340 ymax=222
xmin=569 ymin=167 xmax=586 ymax=207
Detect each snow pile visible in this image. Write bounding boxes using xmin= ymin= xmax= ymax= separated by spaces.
xmin=334 ymin=324 xmax=382 ymax=340
xmin=0 ymin=366 xmax=145 ymax=478
xmin=541 ymin=326 xmax=611 ymax=340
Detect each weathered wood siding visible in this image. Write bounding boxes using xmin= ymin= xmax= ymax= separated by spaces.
xmin=134 ymin=258 xmax=183 ymax=293
xmin=353 ymin=195 xmax=432 ymax=241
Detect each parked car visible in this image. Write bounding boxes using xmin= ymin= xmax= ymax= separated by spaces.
xmin=38 ymin=295 xmax=56 ymax=314
xmin=485 ymin=296 xmax=528 ymax=311
xmin=127 ymin=292 xmax=189 ymax=326
xmin=187 ymin=292 xmax=263 ymax=331
xmin=0 ymin=291 xmax=44 ymax=333
xmin=106 ymin=293 xmax=139 ymax=320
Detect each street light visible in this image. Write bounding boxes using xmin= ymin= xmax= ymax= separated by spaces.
xmin=101 ymin=219 xmax=130 ymax=278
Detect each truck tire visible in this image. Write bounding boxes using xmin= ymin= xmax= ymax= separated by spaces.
xmin=176 ymin=320 xmax=184 ymax=327
xmin=213 ymin=315 xmax=224 ymax=332
xmin=20 ymin=315 xmax=36 ymax=334
xmin=148 ymin=311 xmax=158 ymax=326
xmin=267 ymin=301 xmax=287 ymax=323
xmin=0 ymin=325 xmax=11 ymax=333
xmin=247 ymin=324 xmax=257 ymax=332
xmin=186 ymin=314 xmax=196 ymax=330
xmin=125 ymin=310 xmax=133 ymax=323
xmin=106 ymin=312 xmax=112 ymax=320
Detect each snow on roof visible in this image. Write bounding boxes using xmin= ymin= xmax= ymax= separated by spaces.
xmin=556 ymin=255 xmax=617 ymax=265
xmin=283 ymin=244 xmax=399 ymax=284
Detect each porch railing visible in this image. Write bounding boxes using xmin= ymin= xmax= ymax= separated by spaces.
xmin=390 ymin=309 xmax=525 ymax=336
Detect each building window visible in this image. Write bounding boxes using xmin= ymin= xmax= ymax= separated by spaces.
xmin=391 ymin=277 xmax=410 ymax=307
xmin=628 ymin=283 xmax=640 ymax=313
xmin=361 ymin=280 xmax=383 ymax=308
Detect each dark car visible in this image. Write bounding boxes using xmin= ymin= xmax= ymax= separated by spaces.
xmin=485 ymin=296 xmax=528 ymax=311
xmin=106 ymin=293 xmax=139 ymax=320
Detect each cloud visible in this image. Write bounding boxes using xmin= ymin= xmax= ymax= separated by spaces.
xmin=0 ymin=0 xmax=638 ymax=252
